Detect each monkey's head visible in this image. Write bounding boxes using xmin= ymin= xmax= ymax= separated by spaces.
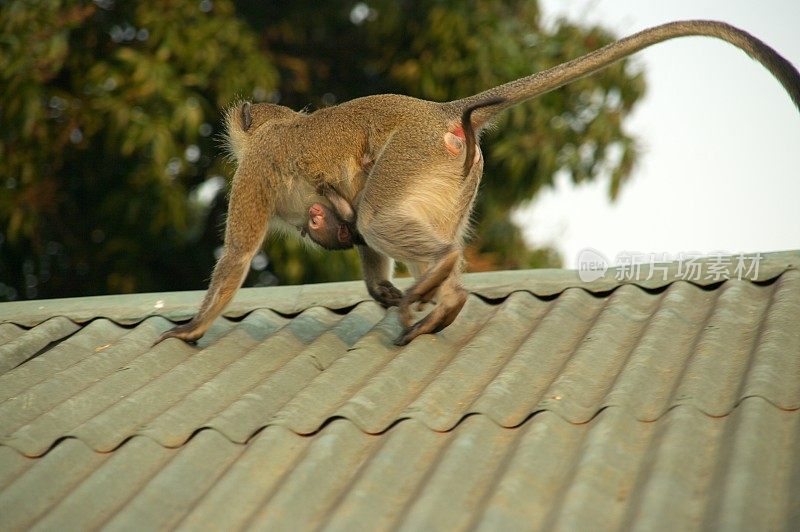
xmin=304 ymin=202 xmax=360 ymax=251
xmin=238 ymin=102 xmax=297 ymax=132
xmin=224 ymin=101 xmax=297 ymax=162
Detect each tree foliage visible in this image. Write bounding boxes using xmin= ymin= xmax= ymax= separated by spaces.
xmin=0 ymin=0 xmax=645 ymax=301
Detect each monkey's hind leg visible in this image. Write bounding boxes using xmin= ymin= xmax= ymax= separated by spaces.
xmin=395 ymin=248 xmax=466 ymax=346
xmin=406 ymin=261 xmax=438 ymax=310
xmin=359 ymin=203 xmax=467 ymax=344
xmin=366 ymin=221 xmax=465 ymax=344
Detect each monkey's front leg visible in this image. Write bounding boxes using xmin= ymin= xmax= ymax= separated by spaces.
xmin=158 ymin=250 xmax=254 ymax=343
xmin=357 ymin=245 xmax=402 ymax=307
xmin=156 ymin=162 xmax=272 ymax=344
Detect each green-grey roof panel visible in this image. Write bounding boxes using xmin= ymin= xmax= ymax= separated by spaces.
xmin=0 ymin=250 xmax=798 ymax=530
xmin=1 ymin=399 xmax=797 ymax=531
xmin=1 ymin=270 xmax=798 ymax=456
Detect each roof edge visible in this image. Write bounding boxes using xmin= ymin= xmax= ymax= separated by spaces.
xmin=1 ymin=250 xmax=797 ymax=327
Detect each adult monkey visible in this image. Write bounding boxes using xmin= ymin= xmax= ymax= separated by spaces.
xmin=158 ymin=20 xmax=800 ymax=346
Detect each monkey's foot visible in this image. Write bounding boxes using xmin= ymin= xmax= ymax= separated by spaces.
xmin=398 ymin=286 xmax=436 ymax=327
xmin=154 ymin=322 xmax=203 ymax=346
xmin=369 ymin=280 xmax=403 ymax=307
xmin=415 ymin=286 xmax=438 ymax=311
xmin=394 ymin=288 xmax=467 ymax=346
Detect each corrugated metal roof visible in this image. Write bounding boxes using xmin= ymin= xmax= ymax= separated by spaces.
xmin=1 ymin=250 xmax=798 ymax=530
xmin=1 ymin=400 xmax=797 ymax=531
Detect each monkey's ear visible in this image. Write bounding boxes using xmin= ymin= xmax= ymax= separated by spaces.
xmin=241 ymin=101 xmax=252 ymax=131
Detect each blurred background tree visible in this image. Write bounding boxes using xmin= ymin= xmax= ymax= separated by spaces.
xmin=0 ymin=0 xmax=645 ymax=302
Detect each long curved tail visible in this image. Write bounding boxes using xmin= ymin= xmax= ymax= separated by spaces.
xmin=447 ymin=20 xmax=800 ymax=126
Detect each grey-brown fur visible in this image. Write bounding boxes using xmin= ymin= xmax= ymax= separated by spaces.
xmin=157 ymin=20 xmax=800 ymax=346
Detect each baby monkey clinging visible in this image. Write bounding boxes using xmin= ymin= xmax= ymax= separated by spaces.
xmin=302 ymin=184 xmax=363 ymax=250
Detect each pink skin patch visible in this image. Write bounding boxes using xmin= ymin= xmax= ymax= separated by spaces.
xmin=309 ymin=204 xmax=324 ymax=229
xmin=444 ymin=124 xmax=467 ymax=155
xmin=445 ymin=123 xmax=480 ymax=164
xmin=444 ymin=133 xmax=462 ymax=155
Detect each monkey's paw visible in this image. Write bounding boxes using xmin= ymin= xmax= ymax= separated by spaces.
xmin=153 ymin=322 xmax=202 ymax=346
xmin=393 ymin=306 xmax=448 ymax=346
xmin=370 ymin=280 xmax=403 ymax=307
xmin=394 ymin=287 xmax=467 ymax=345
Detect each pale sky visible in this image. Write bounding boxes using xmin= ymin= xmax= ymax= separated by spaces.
xmin=516 ymin=0 xmax=800 ymax=268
